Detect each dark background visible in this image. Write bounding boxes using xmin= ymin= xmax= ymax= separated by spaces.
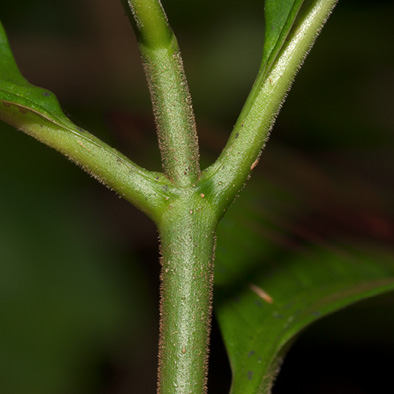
xmin=1 ymin=0 xmax=393 ymax=393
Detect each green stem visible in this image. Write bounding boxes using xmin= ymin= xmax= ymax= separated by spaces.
xmin=0 ymin=17 xmax=171 ymax=222
xmin=122 ymin=2 xmax=214 ymax=391
xmin=202 ymin=0 xmax=338 ymax=211
xmin=157 ymin=190 xmax=217 ymax=394
xmin=0 ymin=101 xmax=170 ymax=221
xmin=123 ymin=0 xmax=200 ymax=186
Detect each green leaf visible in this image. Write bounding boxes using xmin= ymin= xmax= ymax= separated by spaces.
xmin=0 ymin=20 xmax=79 ymax=131
xmin=214 ymin=149 xmax=394 ymax=394
xmin=0 ymin=20 xmax=169 ymax=220
xmin=261 ymin=0 xmax=303 ymax=77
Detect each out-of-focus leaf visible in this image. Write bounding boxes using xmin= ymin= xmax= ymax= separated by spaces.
xmin=215 ymin=147 xmax=394 ymax=394
xmin=0 ymin=156 xmax=151 ymax=394
xmin=261 ymin=0 xmax=303 ymax=77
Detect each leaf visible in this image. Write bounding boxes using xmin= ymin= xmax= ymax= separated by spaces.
xmin=261 ymin=0 xmax=304 ymax=77
xmin=0 ymin=20 xmax=167 ymax=218
xmin=214 ymin=148 xmax=394 ymax=394
xmin=0 ymin=20 xmax=78 ymax=131
xmin=0 ymin=19 xmax=108 ymax=157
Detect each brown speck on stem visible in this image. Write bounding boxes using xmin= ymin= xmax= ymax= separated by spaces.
xmin=250 ymin=158 xmax=259 ymax=170
xmin=77 ymin=140 xmax=88 ymax=150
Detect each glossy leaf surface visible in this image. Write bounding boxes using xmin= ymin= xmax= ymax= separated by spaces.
xmin=261 ymin=0 xmax=303 ymax=76
xmin=0 ymin=20 xmax=78 ymax=131
xmin=215 ymin=148 xmax=394 ymax=394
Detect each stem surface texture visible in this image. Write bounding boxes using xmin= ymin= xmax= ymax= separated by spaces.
xmin=157 ymin=190 xmax=217 ymax=394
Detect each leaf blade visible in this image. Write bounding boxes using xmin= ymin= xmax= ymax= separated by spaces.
xmin=261 ymin=0 xmax=304 ymax=77
xmin=0 ymin=21 xmax=76 ymax=129
xmin=214 ymin=149 xmax=394 ymax=394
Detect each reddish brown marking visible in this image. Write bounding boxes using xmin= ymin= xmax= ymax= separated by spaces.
xmin=250 ymin=159 xmax=259 ymax=170
xmin=249 ymin=283 xmax=273 ymax=304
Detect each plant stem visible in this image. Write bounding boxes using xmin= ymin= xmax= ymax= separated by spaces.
xmin=157 ymin=190 xmax=217 ymax=393
xmin=0 ymin=100 xmax=171 ymax=221
xmin=122 ymin=2 xmax=214 ymax=392
xmin=202 ymin=0 xmax=338 ymax=209
xmin=123 ymin=0 xmax=200 ymax=186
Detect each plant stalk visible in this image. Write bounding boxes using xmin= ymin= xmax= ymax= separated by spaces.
xmin=123 ymin=0 xmax=200 ymax=186
xmin=202 ymin=0 xmax=338 ymax=209
xmin=157 ymin=190 xmax=218 ymax=393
